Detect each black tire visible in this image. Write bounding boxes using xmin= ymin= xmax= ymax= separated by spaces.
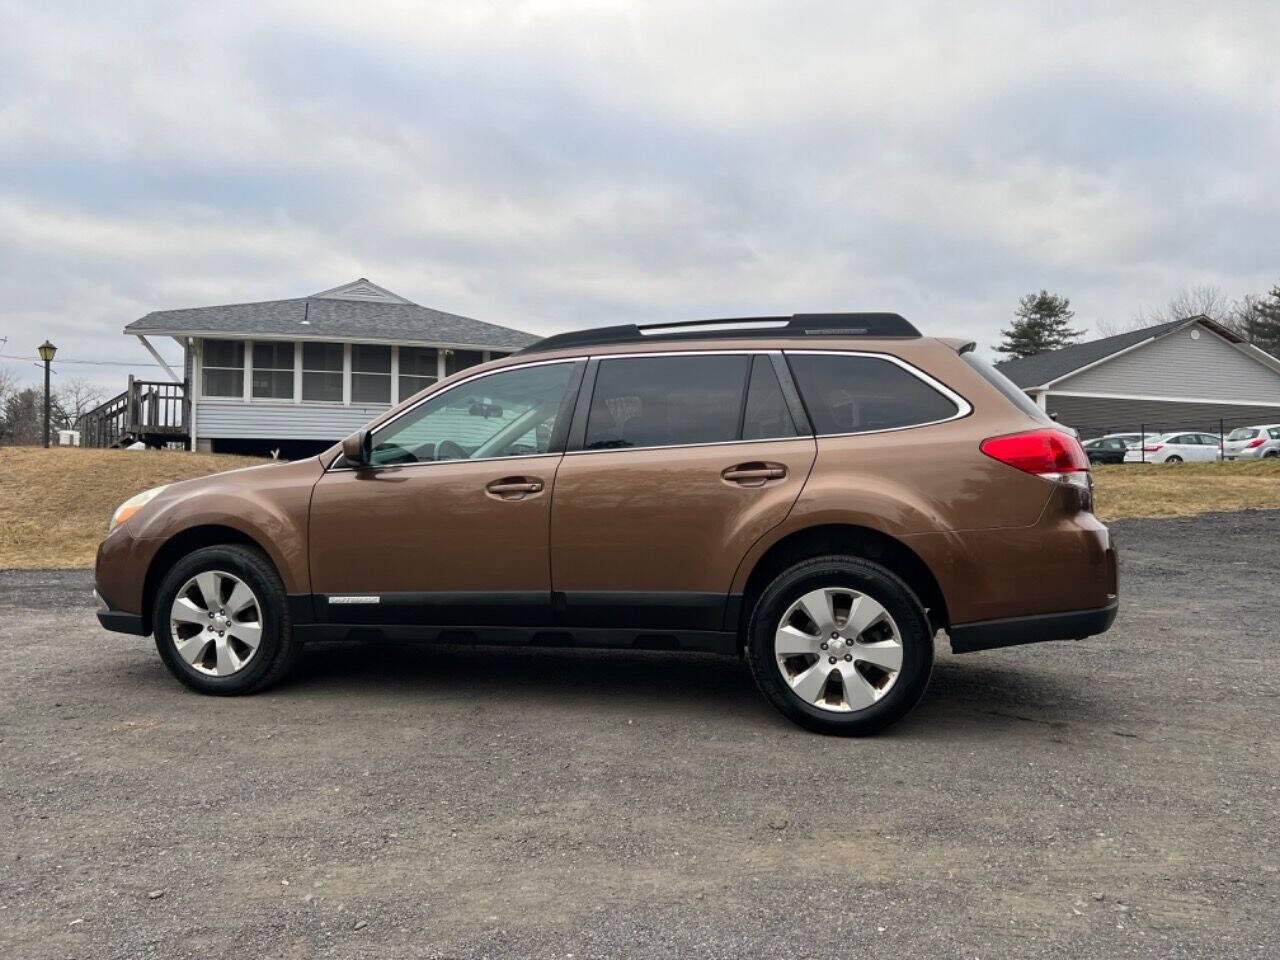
xmin=744 ymin=555 xmax=933 ymax=736
xmin=152 ymin=544 xmax=298 ymax=695
xmin=1165 ymin=455 xmax=1183 ymax=463
xmin=1264 ymin=450 xmax=1279 ymax=459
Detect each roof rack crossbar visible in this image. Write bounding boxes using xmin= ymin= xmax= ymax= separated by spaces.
xmin=520 ymin=313 xmax=920 ymax=354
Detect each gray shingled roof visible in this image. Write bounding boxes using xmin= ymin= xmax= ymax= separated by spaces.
xmin=994 ymin=319 xmax=1186 ymax=388
xmin=125 ymin=281 xmax=538 ymax=351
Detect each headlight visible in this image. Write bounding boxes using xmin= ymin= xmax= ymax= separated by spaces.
xmin=109 ymin=485 xmax=169 ymax=532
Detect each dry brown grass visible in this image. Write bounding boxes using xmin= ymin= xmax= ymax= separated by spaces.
xmin=0 ymin=447 xmax=270 ymax=568
xmin=1092 ymin=458 xmax=1280 ymax=521
xmin=2 ymin=447 xmax=1277 ymax=569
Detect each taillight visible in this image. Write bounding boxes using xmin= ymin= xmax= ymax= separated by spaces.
xmin=981 ymin=428 xmax=1093 ymax=511
xmin=1246 ymin=438 xmax=1265 ymax=448
xmin=980 ymin=429 xmax=1090 ymax=475
xmin=1143 ymin=444 xmax=1164 ymax=453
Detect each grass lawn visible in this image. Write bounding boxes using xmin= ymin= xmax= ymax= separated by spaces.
xmin=1 ymin=447 xmax=1277 ymax=569
xmin=1091 ymin=459 xmax=1280 ymax=521
xmin=0 ymin=447 xmax=271 ymax=568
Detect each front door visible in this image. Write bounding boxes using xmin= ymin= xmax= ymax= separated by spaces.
xmin=309 ymin=360 xmax=582 ymax=626
xmin=551 ymin=352 xmax=816 ymax=631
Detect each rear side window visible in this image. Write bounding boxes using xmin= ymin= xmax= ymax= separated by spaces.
xmin=1270 ymin=428 xmax=1280 ymax=439
xmin=1228 ymin=428 xmax=1259 ymax=440
xmin=742 ymin=355 xmax=798 ymax=440
xmin=961 ymin=353 xmax=1054 ymax=425
xmin=585 ymin=355 xmax=750 ymax=450
xmin=787 ymin=353 xmax=959 ymax=435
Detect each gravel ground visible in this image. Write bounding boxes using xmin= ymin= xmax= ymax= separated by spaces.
xmin=2 ymin=510 xmax=1278 ymax=960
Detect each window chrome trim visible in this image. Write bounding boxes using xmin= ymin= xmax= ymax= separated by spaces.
xmin=325 ymin=356 xmax=578 ymax=473
xmin=325 ymin=347 xmax=972 ymax=471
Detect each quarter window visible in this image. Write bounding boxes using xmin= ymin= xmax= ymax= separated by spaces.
xmin=399 ymin=346 xmax=439 ymax=401
xmin=302 ymin=342 xmax=343 ymax=402
xmin=584 ymin=355 xmax=750 ymax=450
xmin=352 ymin=344 xmax=392 ymax=404
xmin=369 ymin=362 xmax=575 ymax=467
xmin=202 ymin=340 xmax=244 ymax=398
xmin=251 ymin=342 xmax=295 ymax=400
xmin=788 ymin=353 xmax=959 ymax=435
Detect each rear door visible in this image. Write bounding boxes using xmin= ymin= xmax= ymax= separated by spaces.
xmin=549 ymin=352 xmax=816 ymax=632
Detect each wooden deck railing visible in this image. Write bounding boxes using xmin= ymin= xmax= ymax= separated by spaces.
xmin=78 ymin=376 xmax=189 ymax=448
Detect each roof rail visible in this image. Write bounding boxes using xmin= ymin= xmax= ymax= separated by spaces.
xmin=519 ymin=313 xmax=921 ymax=354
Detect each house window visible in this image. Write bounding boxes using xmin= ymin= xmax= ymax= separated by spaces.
xmin=202 ymin=340 xmax=244 ymax=398
xmin=352 ymin=344 xmax=392 ymax=404
xmin=302 ymin=342 xmax=343 ymax=402
xmin=398 ymin=347 xmax=438 ymax=401
xmin=251 ymin=342 xmax=295 ymax=399
xmin=445 ymin=349 xmax=485 ymax=376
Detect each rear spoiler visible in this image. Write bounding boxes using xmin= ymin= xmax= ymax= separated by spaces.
xmin=937 ymin=337 xmax=977 ymax=354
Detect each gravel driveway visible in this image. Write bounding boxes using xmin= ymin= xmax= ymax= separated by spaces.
xmin=2 ymin=511 xmax=1278 ymax=959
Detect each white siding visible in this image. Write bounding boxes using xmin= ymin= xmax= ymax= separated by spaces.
xmin=1054 ymin=326 xmax=1280 ymax=403
xmin=196 ymin=401 xmax=389 ymax=441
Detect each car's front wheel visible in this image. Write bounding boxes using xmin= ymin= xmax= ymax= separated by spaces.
xmin=152 ymin=544 xmax=298 ymax=695
xmin=744 ymin=556 xmax=934 ymax=735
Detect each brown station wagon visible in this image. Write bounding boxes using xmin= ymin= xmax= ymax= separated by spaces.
xmin=95 ymin=314 xmax=1118 ymax=734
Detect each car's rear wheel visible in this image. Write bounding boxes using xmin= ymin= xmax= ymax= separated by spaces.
xmin=744 ymin=556 xmax=933 ymax=735
xmin=152 ymin=544 xmax=298 ymax=695
xmin=1165 ymin=455 xmax=1183 ymax=463
xmin=1264 ymin=450 xmax=1279 ymax=459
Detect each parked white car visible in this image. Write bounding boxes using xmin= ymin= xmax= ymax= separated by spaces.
xmin=1123 ymin=431 xmax=1222 ymax=464
xmin=1222 ymin=424 xmax=1280 ymax=460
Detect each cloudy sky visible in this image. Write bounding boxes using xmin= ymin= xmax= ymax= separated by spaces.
xmin=2 ymin=0 xmax=1277 ymax=391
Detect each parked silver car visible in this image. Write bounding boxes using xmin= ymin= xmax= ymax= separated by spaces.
xmin=1222 ymin=424 xmax=1280 ymax=460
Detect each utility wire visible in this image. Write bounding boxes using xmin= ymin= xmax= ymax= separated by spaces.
xmin=0 ymin=353 xmax=180 ymax=368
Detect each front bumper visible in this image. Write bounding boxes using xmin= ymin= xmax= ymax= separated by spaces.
xmin=94 ymin=589 xmax=148 ymax=635
xmin=948 ymin=599 xmax=1119 ymax=654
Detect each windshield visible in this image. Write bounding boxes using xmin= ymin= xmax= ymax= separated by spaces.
xmin=1227 ymin=428 xmax=1259 ymax=441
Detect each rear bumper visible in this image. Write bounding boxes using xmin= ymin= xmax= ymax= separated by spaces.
xmin=948 ymin=599 xmax=1118 ymax=654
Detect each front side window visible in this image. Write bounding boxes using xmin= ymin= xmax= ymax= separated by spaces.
xmin=251 ymin=342 xmax=295 ymax=400
xmin=369 ymin=362 xmax=575 ymax=467
xmin=584 ymin=355 xmax=750 ymax=450
xmin=399 ymin=346 xmax=439 ymax=401
xmin=352 ymin=344 xmax=392 ymax=404
xmin=302 ymin=342 xmax=343 ymax=402
xmin=202 ymin=340 xmax=244 ymax=398
xmin=788 ymin=353 xmax=960 ymax=435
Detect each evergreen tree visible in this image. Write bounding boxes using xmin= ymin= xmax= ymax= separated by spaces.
xmin=996 ymin=290 xmax=1085 ymax=359
xmin=1240 ymin=283 xmax=1280 ymax=358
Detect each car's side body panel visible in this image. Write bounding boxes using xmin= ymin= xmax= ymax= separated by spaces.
xmin=549 ymin=437 xmax=817 ymax=629
xmin=96 ymin=458 xmax=323 ymax=615
xmin=307 ymin=454 xmax=563 ymax=625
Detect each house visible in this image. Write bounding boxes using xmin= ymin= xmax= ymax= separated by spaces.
xmin=995 ymin=316 xmax=1280 ymax=438
xmin=104 ymin=279 xmax=537 ymax=456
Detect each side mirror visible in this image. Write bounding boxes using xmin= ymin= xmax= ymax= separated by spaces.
xmin=341 ymin=429 xmax=371 ymax=467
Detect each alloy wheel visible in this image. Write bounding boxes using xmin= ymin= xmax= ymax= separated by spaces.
xmin=168 ymin=570 xmax=263 ymax=676
xmin=774 ymin=586 xmax=904 ymax=712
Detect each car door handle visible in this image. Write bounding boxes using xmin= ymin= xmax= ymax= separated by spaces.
xmin=485 ymin=478 xmax=544 ymax=500
xmin=721 ymin=462 xmax=787 ymax=487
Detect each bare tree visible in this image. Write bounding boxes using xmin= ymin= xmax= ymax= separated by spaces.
xmin=1133 ymin=284 xmax=1231 ymax=328
xmin=0 ymin=363 xmax=18 ymax=402
xmin=53 ymin=376 xmax=106 ymax=429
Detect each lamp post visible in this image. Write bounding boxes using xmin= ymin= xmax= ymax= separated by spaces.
xmin=38 ymin=340 xmax=57 ymax=448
